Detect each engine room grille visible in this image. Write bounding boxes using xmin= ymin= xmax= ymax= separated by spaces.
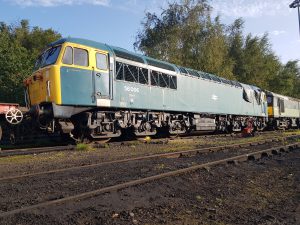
xmin=150 ymin=70 xmax=177 ymax=89
xmin=116 ymin=61 xmax=149 ymax=84
xmin=116 ymin=61 xmax=177 ymax=90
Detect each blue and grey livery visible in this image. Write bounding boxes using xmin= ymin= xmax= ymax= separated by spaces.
xmin=26 ymin=37 xmax=269 ymax=139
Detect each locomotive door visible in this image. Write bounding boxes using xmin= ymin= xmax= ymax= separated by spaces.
xmin=93 ymin=51 xmax=110 ymax=101
xmin=277 ymin=98 xmax=285 ymax=115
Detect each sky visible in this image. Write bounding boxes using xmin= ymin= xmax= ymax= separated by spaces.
xmin=0 ymin=0 xmax=299 ymax=64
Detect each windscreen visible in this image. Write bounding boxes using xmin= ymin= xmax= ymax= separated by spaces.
xmin=34 ymin=45 xmax=62 ymax=70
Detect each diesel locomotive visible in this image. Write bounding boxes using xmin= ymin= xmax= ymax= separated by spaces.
xmin=0 ymin=37 xmax=299 ymax=142
xmin=266 ymin=92 xmax=300 ymax=129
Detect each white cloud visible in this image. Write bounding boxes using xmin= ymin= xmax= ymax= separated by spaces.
xmin=271 ymin=30 xmax=287 ymax=36
xmin=9 ymin=0 xmax=110 ymax=7
xmin=212 ymin=0 xmax=292 ymax=18
xmin=113 ymin=0 xmax=165 ymax=14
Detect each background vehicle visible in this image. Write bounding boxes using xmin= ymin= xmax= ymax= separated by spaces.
xmin=266 ymin=91 xmax=300 ymax=129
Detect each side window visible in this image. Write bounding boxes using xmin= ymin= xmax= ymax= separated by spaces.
xmin=116 ymin=61 xmax=123 ymax=80
xmin=150 ymin=71 xmax=159 ymax=86
xmin=115 ymin=61 xmax=149 ymax=85
xmin=278 ymin=98 xmax=285 ymax=113
xmin=96 ymin=53 xmax=108 ymax=70
xmin=62 ymin=46 xmax=73 ymax=64
xmin=159 ymin=73 xmax=169 ymax=88
xmin=139 ymin=68 xmax=148 ymax=84
xmin=124 ymin=64 xmax=138 ymax=82
xmin=170 ymin=76 xmax=177 ymax=89
xmin=74 ymin=48 xmax=88 ymax=66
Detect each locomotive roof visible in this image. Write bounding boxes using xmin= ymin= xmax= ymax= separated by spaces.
xmin=266 ymin=91 xmax=300 ymax=102
xmin=50 ymin=37 xmax=261 ymax=90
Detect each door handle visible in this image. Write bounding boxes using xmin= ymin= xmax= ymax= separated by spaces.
xmin=96 ymin=73 xmax=102 ymax=77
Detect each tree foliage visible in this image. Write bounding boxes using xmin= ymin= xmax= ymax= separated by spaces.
xmin=0 ymin=20 xmax=61 ymax=104
xmin=0 ymin=10 xmax=299 ymax=106
xmin=135 ymin=0 xmax=300 ymax=98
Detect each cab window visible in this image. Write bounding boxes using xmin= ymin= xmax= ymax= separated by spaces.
xmin=62 ymin=46 xmax=73 ymax=65
xmin=34 ymin=45 xmax=62 ymax=70
xmin=96 ymin=53 xmax=108 ymax=70
xmin=74 ymin=48 xmax=88 ymax=66
xmin=267 ymin=96 xmax=273 ymax=105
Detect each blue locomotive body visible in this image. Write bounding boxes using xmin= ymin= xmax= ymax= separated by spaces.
xmin=26 ymin=37 xmax=268 ymax=138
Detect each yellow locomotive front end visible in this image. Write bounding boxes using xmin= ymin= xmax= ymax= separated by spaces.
xmin=24 ymin=45 xmax=63 ymax=107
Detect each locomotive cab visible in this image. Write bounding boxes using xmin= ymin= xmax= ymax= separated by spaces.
xmin=25 ymin=45 xmax=62 ymax=107
xmin=266 ymin=92 xmax=300 ymax=129
xmin=25 ymin=39 xmax=112 ymax=119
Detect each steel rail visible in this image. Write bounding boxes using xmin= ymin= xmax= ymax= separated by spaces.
xmin=0 ymin=145 xmax=75 ymax=157
xmin=0 ymin=142 xmax=298 ymax=218
xmin=0 ymin=136 xmax=290 ymax=182
xmin=0 ymin=130 xmax=292 ymax=156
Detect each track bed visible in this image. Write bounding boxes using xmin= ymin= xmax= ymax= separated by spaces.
xmin=0 ymin=132 xmax=299 ymax=224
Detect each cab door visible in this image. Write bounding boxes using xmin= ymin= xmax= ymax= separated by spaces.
xmin=93 ymin=51 xmax=110 ymax=100
xmin=278 ymin=98 xmax=285 ymax=116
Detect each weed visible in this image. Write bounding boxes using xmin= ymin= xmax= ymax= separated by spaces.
xmin=155 ymin=163 xmax=165 ymax=170
xmin=196 ymin=195 xmax=203 ymax=201
xmin=76 ymin=143 xmax=93 ymax=151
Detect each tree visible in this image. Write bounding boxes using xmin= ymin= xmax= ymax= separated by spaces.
xmin=135 ymin=0 xmax=299 ymax=98
xmin=134 ymin=0 xmax=234 ymax=79
xmin=0 ymin=20 xmax=61 ymax=104
xmin=270 ymin=60 xmax=300 ymax=97
xmin=236 ymin=34 xmax=281 ymax=90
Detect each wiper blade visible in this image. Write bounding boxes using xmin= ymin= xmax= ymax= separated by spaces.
xmin=45 ymin=47 xmax=57 ymax=61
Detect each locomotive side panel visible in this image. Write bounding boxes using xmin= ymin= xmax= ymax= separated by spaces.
xmin=110 ymin=70 xmax=267 ymax=117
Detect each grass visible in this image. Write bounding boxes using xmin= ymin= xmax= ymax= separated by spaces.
xmin=1 ymin=130 xmax=297 ymax=165
xmin=76 ymin=143 xmax=94 ymax=151
xmin=0 ymin=154 xmax=34 ymax=164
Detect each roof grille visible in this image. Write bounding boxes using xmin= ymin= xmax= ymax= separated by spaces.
xmin=114 ymin=49 xmax=144 ymax=63
xmin=146 ymin=59 xmax=175 ymax=71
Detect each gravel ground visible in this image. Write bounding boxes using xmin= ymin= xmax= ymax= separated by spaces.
xmin=0 ymin=148 xmax=299 ymax=225
xmin=0 ymin=132 xmax=299 ymax=225
xmin=0 ymin=141 xmax=284 ymax=213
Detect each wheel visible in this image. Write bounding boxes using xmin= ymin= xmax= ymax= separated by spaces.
xmin=5 ymin=108 xmax=23 ymax=125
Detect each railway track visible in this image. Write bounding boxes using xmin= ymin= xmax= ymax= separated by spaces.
xmin=0 ymin=145 xmax=75 ymax=157
xmin=0 ymin=139 xmax=298 ymax=218
xmin=0 ymin=135 xmax=295 ymax=181
xmin=0 ymin=130 xmax=294 ymax=158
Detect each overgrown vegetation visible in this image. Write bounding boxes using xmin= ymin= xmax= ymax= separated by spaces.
xmin=134 ymin=0 xmax=300 ymax=98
